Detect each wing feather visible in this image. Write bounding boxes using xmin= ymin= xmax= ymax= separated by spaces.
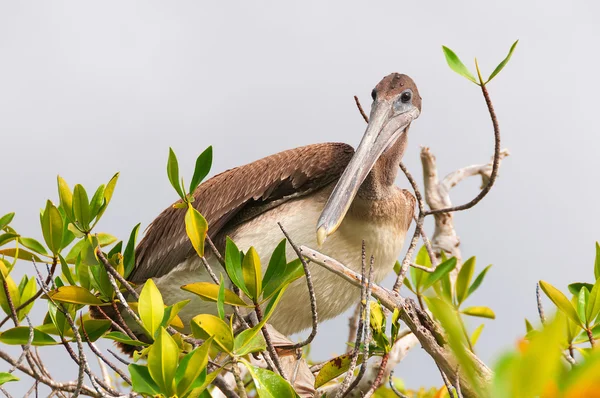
xmin=129 ymin=142 xmax=354 ymax=283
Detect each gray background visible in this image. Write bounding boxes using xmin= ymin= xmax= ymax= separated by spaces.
xmin=1 ymin=0 xmax=599 ymax=395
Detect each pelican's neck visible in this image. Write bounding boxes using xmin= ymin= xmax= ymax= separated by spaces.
xmin=358 ymin=128 xmax=409 ymax=200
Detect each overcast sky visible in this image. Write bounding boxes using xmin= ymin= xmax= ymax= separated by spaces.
xmin=1 ymin=0 xmax=599 ymax=395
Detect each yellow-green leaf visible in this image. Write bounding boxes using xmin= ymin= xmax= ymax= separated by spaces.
xmin=539 ymin=280 xmax=582 ymax=326
xmin=456 ymin=257 xmax=476 ymax=304
xmin=587 ymin=278 xmax=600 ymax=324
xmin=181 ymin=282 xmax=251 ymax=307
xmin=471 ymin=324 xmax=485 ymax=347
xmin=176 ymin=337 xmax=213 ymax=396
xmin=147 ymin=327 xmax=179 ymax=396
xmin=191 ymin=314 xmax=233 ymax=353
xmin=46 ymin=286 xmax=104 ymax=306
xmin=461 ymin=306 xmax=496 ymax=319
xmin=185 ymin=205 xmax=207 ymax=258
xmin=315 ymin=353 xmax=365 ymax=388
xmin=242 ymin=247 xmax=262 ymax=301
xmin=486 ymin=40 xmax=519 ymax=84
xmin=244 ymin=361 xmax=299 ymax=398
xmin=0 ymin=327 xmax=57 ymax=346
xmin=41 ymin=201 xmax=63 ymax=255
xmin=138 ymin=279 xmax=164 ymax=338
xmin=167 ymin=148 xmax=185 ymax=200
xmin=72 ymin=184 xmax=91 ymax=230
xmin=442 ymin=46 xmax=478 ymax=84
xmin=57 ymin=176 xmax=73 ymax=220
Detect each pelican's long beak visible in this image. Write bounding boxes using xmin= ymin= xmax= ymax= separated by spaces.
xmin=316 ymin=101 xmax=419 ymax=245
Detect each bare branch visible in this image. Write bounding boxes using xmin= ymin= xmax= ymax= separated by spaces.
xmin=301 ymin=245 xmax=492 ymax=397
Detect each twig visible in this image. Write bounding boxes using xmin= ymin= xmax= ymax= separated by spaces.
xmin=80 ymin=314 xmax=132 ymax=385
xmin=213 ymin=374 xmax=240 ymax=398
xmin=346 ymin=303 xmax=361 ymax=353
xmin=255 ymin=305 xmax=288 ymax=380
xmin=232 ymin=361 xmax=248 ymax=398
xmin=353 ymin=95 xmax=369 ymax=123
xmin=335 ymin=243 xmax=368 ymax=398
xmin=388 ymin=370 xmax=408 ymax=398
xmin=362 ymin=352 xmax=389 ymax=398
xmin=107 ymin=350 xmax=132 ymax=366
xmin=343 ymin=257 xmax=374 ymax=396
xmin=278 ymin=222 xmax=318 ymax=349
xmin=536 ymin=283 xmax=546 ymax=324
xmin=424 ymin=83 xmax=501 ymax=216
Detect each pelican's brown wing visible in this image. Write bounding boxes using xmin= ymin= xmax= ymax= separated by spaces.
xmin=129 ymin=143 xmax=354 ymax=283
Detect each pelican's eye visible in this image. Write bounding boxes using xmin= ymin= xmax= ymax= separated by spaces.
xmin=400 ymin=91 xmax=412 ymax=103
xmin=371 ymin=89 xmax=377 ymax=101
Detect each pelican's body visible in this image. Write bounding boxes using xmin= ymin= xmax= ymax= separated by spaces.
xmin=124 ymin=73 xmax=421 ymax=341
xmin=151 ymin=182 xmax=413 ymax=335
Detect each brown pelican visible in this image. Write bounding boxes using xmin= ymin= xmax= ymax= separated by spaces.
xmin=128 ymin=73 xmax=421 ymax=337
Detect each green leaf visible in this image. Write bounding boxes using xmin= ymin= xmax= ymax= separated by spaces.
xmin=104 ymin=331 xmax=149 ymax=347
xmin=181 ymin=282 xmax=251 ymax=307
xmin=129 ymin=364 xmax=160 ymax=396
xmin=161 ymin=299 xmax=190 ymax=329
xmin=139 ymin=279 xmax=165 ymax=338
xmin=57 ymin=176 xmax=73 ymax=221
xmin=217 ymin=274 xmax=225 ymax=320
xmin=185 ymin=369 xmax=222 ymax=397
xmin=46 ymin=286 xmax=104 ymax=306
xmin=175 ymin=337 xmax=213 ymax=396
xmin=95 ymin=172 xmax=119 ymax=221
xmin=0 ymin=233 xmax=18 ymax=247
xmin=17 ymin=276 xmax=37 ymax=320
xmin=167 ymin=148 xmax=185 ymax=200
xmin=422 ymin=257 xmax=457 ymax=290
xmin=89 ymin=184 xmax=105 ymax=220
xmin=461 ymin=306 xmax=496 ymax=319
xmin=577 ymin=287 xmax=590 ymax=326
xmin=595 ymin=242 xmax=600 ymax=281
xmin=185 ymin=205 xmax=208 ymax=258
xmin=0 ymin=372 xmax=19 ymax=385
xmin=18 ymin=237 xmax=48 ymax=256
xmin=80 ymin=319 xmax=111 ymax=342
xmin=147 ymin=327 xmax=179 ymax=397
xmin=486 ymin=40 xmax=519 ymax=84
xmin=41 ymin=201 xmax=64 ymax=255
xmin=539 ymin=280 xmax=583 ymax=326
xmin=0 ymin=213 xmax=15 ymax=230
xmin=242 ymin=246 xmax=262 ymax=301
xmin=262 ymin=240 xmax=305 ymax=300
xmin=0 ymin=327 xmax=57 ymax=346
xmin=234 ymin=326 xmax=267 ymax=356
xmin=0 ymin=275 xmax=19 ymax=317
xmin=315 ymin=353 xmax=365 ymax=388
xmin=568 ymin=282 xmax=594 ymax=296
xmin=64 ymin=233 xmax=116 ymax=264
xmin=0 ymin=248 xmax=44 ymax=263
xmin=467 ymin=264 xmax=492 ymax=298
xmin=244 ymin=362 xmax=299 ymax=398
xmin=442 ymin=46 xmax=478 ymax=84
xmin=191 ymin=314 xmax=234 ymax=353
xmin=72 ymin=184 xmax=91 ymax=230
xmin=189 ymin=146 xmax=213 ymax=193
xmin=410 ymin=246 xmax=431 ymax=293
xmin=456 ymin=257 xmax=476 ymax=304
xmin=587 ymin=278 xmax=600 ymax=324
xmin=471 ymin=324 xmax=485 ymax=347
xmin=225 ymin=237 xmax=249 ymax=297
xmin=123 ymin=223 xmax=140 ymax=278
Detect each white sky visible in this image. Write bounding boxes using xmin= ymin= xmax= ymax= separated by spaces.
xmin=1 ymin=0 xmax=599 ymax=395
